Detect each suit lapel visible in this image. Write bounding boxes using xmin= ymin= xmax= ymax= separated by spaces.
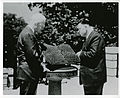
xmin=26 ymin=26 xmax=34 ymax=35
xmin=82 ymin=30 xmax=95 ymax=50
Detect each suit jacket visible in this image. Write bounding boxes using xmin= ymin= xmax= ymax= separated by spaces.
xmin=79 ymin=30 xmax=107 ymax=86
xmin=17 ymin=26 xmax=43 ymax=81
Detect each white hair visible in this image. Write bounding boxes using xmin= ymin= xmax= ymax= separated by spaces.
xmin=29 ymin=13 xmax=46 ymax=26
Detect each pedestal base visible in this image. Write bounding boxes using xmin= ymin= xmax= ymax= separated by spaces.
xmin=48 ymin=80 xmax=61 ymax=95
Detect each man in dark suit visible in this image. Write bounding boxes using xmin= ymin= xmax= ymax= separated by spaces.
xmin=76 ymin=18 xmax=107 ymax=95
xmin=17 ymin=13 xmax=46 ymax=95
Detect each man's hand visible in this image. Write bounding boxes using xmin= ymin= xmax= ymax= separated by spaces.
xmin=76 ymin=50 xmax=82 ymax=57
xmin=41 ymin=62 xmax=50 ymax=72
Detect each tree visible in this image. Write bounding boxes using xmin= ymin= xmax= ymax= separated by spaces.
xmin=3 ymin=13 xmax=27 ymax=68
xmin=28 ymin=2 xmax=118 ymax=50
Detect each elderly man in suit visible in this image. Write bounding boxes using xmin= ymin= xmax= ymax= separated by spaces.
xmin=76 ymin=18 xmax=107 ymax=95
xmin=17 ymin=13 xmax=46 ymax=95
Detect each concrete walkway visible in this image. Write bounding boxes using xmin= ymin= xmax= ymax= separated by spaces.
xmin=3 ymin=75 xmax=118 ymax=95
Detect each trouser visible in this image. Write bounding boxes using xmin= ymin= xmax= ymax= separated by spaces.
xmin=20 ymin=80 xmax=39 ymax=95
xmin=83 ymin=84 xmax=104 ymax=95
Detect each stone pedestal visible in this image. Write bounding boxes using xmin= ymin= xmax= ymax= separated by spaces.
xmin=48 ymin=80 xmax=61 ymax=95
xmin=46 ymin=66 xmax=78 ymax=95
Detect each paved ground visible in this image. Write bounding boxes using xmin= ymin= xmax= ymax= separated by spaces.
xmin=3 ymin=75 xmax=118 ymax=95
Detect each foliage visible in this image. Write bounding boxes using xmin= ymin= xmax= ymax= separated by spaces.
xmin=3 ymin=13 xmax=27 ymax=67
xmin=28 ymin=2 xmax=118 ymax=50
xmin=4 ymin=13 xmax=27 ymax=40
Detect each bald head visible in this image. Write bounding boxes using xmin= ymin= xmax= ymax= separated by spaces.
xmin=77 ymin=22 xmax=94 ymax=38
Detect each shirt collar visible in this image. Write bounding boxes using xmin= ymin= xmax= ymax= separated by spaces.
xmin=86 ymin=27 xmax=94 ymax=39
xmin=28 ymin=25 xmax=34 ymax=33
xmin=86 ymin=31 xmax=91 ymax=39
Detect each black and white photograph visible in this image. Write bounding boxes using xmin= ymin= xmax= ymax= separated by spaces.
xmin=2 ymin=1 xmax=119 ymax=95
